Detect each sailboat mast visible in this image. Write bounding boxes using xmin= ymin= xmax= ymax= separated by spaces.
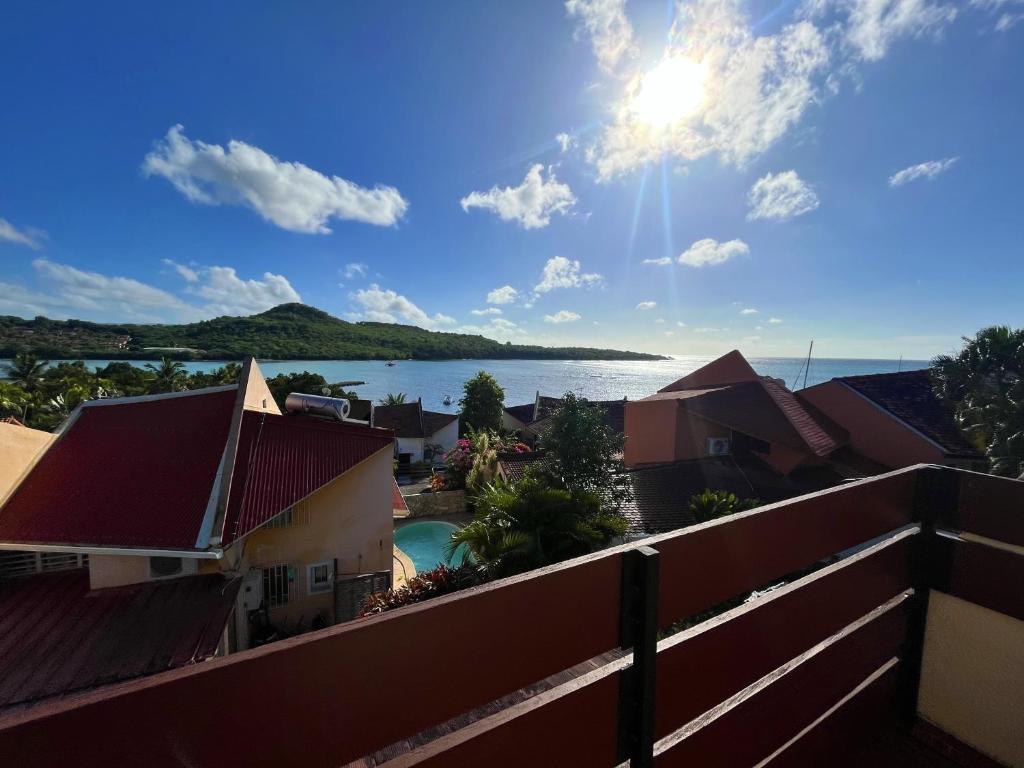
xmin=801 ymin=340 xmax=814 ymax=389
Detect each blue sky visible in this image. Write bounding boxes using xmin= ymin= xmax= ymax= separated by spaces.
xmin=1 ymin=0 xmax=1021 ymax=359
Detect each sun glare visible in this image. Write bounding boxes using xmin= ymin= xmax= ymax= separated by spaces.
xmin=631 ymin=56 xmax=708 ymax=129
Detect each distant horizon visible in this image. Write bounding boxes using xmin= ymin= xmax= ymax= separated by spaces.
xmin=2 ymin=2 xmax=1020 ymax=361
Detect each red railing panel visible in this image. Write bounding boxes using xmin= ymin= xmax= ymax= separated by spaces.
xmin=937 ymin=534 xmax=1024 ymax=622
xmin=955 ymin=471 xmax=1024 ymax=547
xmin=654 ymin=528 xmax=915 ymax=739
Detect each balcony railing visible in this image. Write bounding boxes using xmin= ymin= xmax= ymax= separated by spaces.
xmin=0 ymin=464 xmax=1020 ymax=767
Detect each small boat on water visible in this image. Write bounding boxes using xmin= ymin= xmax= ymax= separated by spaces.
xmin=385 ymin=360 xmax=396 ymax=367
xmin=442 ymin=394 xmax=452 ymax=406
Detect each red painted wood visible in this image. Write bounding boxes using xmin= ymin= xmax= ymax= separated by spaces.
xmin=938 ymin=535 xmax=1024 ymax=621
xmin=382 ymin=662 xmax=624 ymax=767
xmin=0 ymin=552 xmax=623 ymax=768
xmin=654 ymin=601 xmax=909 ymax=767
xmin=955 ymin=472 xmax=1024 ymax=547
xmin=652 ymin=470 xmax=916 ymax=628
xmin=654 ymin=529 xmax=914 ymax=739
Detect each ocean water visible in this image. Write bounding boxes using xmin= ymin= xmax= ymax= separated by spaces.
xmin=14 ymin=356 xmax=929 ymax=414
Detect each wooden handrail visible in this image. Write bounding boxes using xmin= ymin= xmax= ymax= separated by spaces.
xmin=0 ymin=464 xmax=1020 ymax=768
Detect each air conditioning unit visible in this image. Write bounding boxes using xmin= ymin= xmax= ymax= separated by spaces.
xmin=242 ymin=569 xmax=263 ymax=612
xmin=706 ymin=437 xmax=731 ymax=456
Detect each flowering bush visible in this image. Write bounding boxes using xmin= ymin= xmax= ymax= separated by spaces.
xmin=359 ymin=564 xmax=473 ymax=615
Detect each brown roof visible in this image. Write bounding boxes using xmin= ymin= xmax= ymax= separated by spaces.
xmin=503 ymin=403 xmax=536 ymax=425
xmin=826 ymin=370 xmax=981 ymax=457
xmin=496 ymin=451 xmax=550 ymax=483
xmin=373 ymin=402 xmax=457 ymax=438
xmin=0 ymin=569 xmax=239 ymax=713
xmin=643 ymin=380 xmax=843 ymax=457
xmin=526 ymin=397 xmax=628 ymax=436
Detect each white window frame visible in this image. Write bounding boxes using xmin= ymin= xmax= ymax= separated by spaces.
xmin=306 ymin=561 xmax=334 ymax=595
xmin=262 ymin=564 xmax=293 ymax=608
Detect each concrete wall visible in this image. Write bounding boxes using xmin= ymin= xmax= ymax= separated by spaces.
xmin=404 ymin=490 xmax=466 ymax=518
xmin=90 ymin=554 xmax=198 ymax=590
xmin=673 ymin=411 xmax=731 ymax=461
xmin=395 ymin=436 xmax=425 ymax=463
xmin=798 ymin=381 xmax=945 ymax=469
xmin=625 ymin=399 xmax=679 ymax=467
xmin=430 ymin=419 xmax=460 ymax=459
xmin=241 ymin=362 xmax=281 ymax=415
xmin=0 ymin=421 xmax=55 ymax=503
xmin=918 ymin=590 xmax=1024 ymax=767
xmin=237 ymin=446 xmax=394 ymax=629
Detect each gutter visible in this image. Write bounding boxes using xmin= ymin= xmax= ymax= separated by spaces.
xmin=0 ymin=541 xmax=223 ymax=559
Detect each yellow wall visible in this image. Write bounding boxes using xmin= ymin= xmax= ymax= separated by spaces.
xmin=90 ymin=554 xmax=199 ymax=589
xmin=241 ymin=362 xmax=281 ymax=415
xmin=232 ymin=446 xmax=394 ymax=628
xmin=0 ymin=421 xmax=55 ymax=504
xmin=918 ymin=590 xmax=1024 ymax=767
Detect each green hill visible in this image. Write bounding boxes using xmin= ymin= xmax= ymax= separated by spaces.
xmin=0 ymin=303 xmax=664 ymax=361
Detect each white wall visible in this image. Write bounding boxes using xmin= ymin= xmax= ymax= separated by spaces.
xmin=427 ymin=419 xmax=459 ymax=460
xmin=395 ymin=436 xmax=425 ymax=463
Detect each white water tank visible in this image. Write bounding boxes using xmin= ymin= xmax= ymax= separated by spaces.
xmin=285 ymin=392 xmax=352 ymax=421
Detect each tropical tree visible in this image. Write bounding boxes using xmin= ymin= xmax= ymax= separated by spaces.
xmin=0 ymin=381 xmax=30 ymax=420
xmin=688 ymin=490 xmax=761 ymax=524
xmin=448 ymin=477 xmax=627 ymax=580
xmin=536 ymin=392 xmax=631 ymax=507
xmin=4 ymin=351 xmax=48 ymax=392
xmin=458 ymin=371 xmax=504 ymax=434
xmin=379 ymin=392 xmax=407 ymax=405
xmin=144 ymin=357 xmax=187 ymax=394
xmin=932 ymin=325 xmax=1024 ymax=478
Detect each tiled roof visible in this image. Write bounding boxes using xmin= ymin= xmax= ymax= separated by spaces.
xmin=0 ymin=569 xmax=239 ymax=712
xmin=503 ymin=403 xmax=536 ymax=425
xmin=0 ymin=389 xmax=237 ymax=550
xmin=422 ymin=410 xmax=459 ymax=436
xmin=496 ymin=451 xmax=550 ymax=483
xmin=527 ymin=398 xmax=628 ymax=436
xmin=618 ymin=456 xmax=798 ymax=535
xmin=392 ymin=479 xmax=409 ymax=513
xmin=641 ymin=380 xmax=843 ymax=457
xmin=221 ymin=412 xmax=394 ymax=545
xmin=373 ymin=402 xmax=423 ymax=437
xmin=832 ymin=370 xmax=980 ymax=457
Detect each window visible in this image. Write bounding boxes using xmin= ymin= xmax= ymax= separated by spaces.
xmin=149 ymin=556 xmax=183 ymax=578
xmin=307 ymin=561 xmax=333 ymax=595
xmin=262 ymin=564 xmax=293 ymax=608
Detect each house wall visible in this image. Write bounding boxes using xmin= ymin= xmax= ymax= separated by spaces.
xmin=501 ymin=412 xmax=529 ymax=433
xmin=241 ymin=363 xmax=281 ymax=415
xmin=427 ymin=419 xmax=459 ymax=460
xmin=0 ymin=422 xmax=55 ymax=503
xmin=673 ymin=411 xmax=732 ymax=461
xmin=798 ymin=381 xmax=945 ymax=469
xmin=395 ymin=436 xmax=426 ymax=463
xmin=233 ymin=446 xmax=394 ymax=630
xmin=918 ymin=590 xmax=1024 ymax=767
xmin=624 ymin=400 xmax=679 ymax=467
xmin=89 ymin=554 xmax=198 ymax=590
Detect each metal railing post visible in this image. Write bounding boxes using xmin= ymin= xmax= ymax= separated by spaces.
xmin=618 ymin=545 xmax=660 ymax=767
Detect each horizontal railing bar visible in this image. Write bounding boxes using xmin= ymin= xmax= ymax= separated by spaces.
xmin=934 ymin=532 xmax=1024 ymax=622
xmin=652 ymin=470 xmax=917 ymax=629
xmin=654 ymin=527 xmax=916 ymax=739
xmin=378 ymin=656 xmax=629 ymax=767
xmin=952 ymin=469 xmax=1024 ymax=547
xmin=758 ymin=658 xmax=902 ymax=768
xmin=653 ymin=595 xmax=909 ymax=767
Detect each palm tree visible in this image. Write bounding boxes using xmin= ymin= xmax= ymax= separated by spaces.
xmin=379 ymin=392 xmax=407 ymax=405
xmin=4 ymin=352 xmax=48 ymax=392
xmin=144 ymin=357 xmax=187 ymax=394
xmin=688 ymin=489 xmax=761 ymax=524
xmin=932 ymin=326 xmax=1024 ymax=478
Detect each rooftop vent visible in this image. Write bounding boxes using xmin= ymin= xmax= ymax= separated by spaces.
xmin=285 ymin=393 xmax=351 ymax=421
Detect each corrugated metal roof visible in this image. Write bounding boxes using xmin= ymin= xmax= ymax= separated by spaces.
xmin=221 ymin=412 xmax=393 ymax=545
xmin=0 ymin=389 xmax=237 ymax=550
xmin=0 ymin=568 xmax=239 ymax=713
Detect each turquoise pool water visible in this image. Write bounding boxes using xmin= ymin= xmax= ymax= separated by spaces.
xmin=394 ymin=521 xmax=469 ymax=573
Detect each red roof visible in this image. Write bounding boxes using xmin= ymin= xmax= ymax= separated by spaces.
xmin=0 ymin=569 xmax=239 ymax=712
xmin=220 ymin=411 xmax=393 ymax=546
xmin=0 ymin=390 xmax=237 ymax=550
xmin=392 ymin=479 xmax=408 ymax=513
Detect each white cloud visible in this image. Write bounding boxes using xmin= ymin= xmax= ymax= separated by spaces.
xmin=740 ymin=307 xmax=759 ymax=315
xmin=678 ymin=238 xmax=750 ymax=267
xmin=456 ymin=318 xmax=525 ymax=341
xmin=344 ymin=262 xmax=368 ymax=280
xmin=635 ymin=301 xmax=657 ymax=310
xmin=0 ymin=218 xmax=45 ymax=250
xmin=142 ymin=125 xmax=408 ymax=233
xmin=827 ymin=0 xmax=959 ymax=61
xmin=747 ymin=171 xmax=820 ymax=221
xmin=352 ymin=284 xmax=455 ymax=329
xmin=664 ymin=331 xmax=676 ymax=337
xmin=974 ymin=1 xmax=1024 ymax=30
xmin=470 ymin=307 xmax=503 ymax=316
xmin=677 ymin=321 xmax=687 ymax=327
xmin=888 ymin=156 xmax=958 ymax=186
xmin=535 ymin=256 xmax=603 ymax=293
xmin=642 ymin=256 xmax=673 ymax=266
xmin=185 ymin=266 xmax=301 ymax=316
xmin=693 ymin=326 xmax=728 ymax=333
xmin=460 ymin=164 xmax=576 ymax=229
xmin=655 ymin=318 xmax=666 ymax=324
xmin=487 ymin=285 xmax=520 ymax=305
xmin=555 ymin=133 xmax=577 ymax=153
xmin=162 ymin=259 xmax=199 ymax=282
xmin=768 ymin=317 xmax=784 ymax=324
xmin=588 ymin=2 xmax=830 ymax=177
xmin=544 ymin=310 xmax=582 ymax=323
xmin=565 ymin=0 xmax=637 ymax=74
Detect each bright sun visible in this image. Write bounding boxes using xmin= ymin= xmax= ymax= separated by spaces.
xmin=631 ymin=56 xmax=708 ymax=128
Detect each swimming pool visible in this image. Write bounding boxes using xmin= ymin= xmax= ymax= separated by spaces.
xmin=394 ymin=521 xmax=469 ymax=573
